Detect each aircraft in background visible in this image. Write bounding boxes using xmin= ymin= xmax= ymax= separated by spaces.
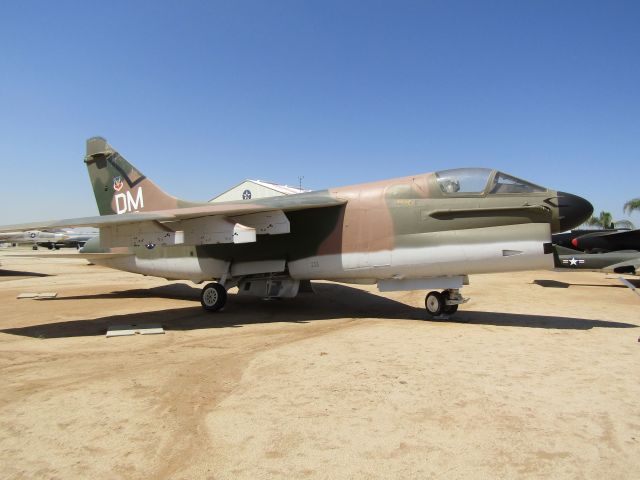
xmin=54 ymin=229 xmax=99 ymax=249
xmin=554 ymin=246 xmax=639 ymax=276
xmin=552 ymin=228 xmax=639 ymax=276
xmin=559 ymin=228 xmax=639 ymax=253
xmin=0 ymin=137 xmax=593 ymax=317
xmin=0 ymin=229 xmax=97 ymax=250
xmin=0 ymin=230 xmax=68 ymax=250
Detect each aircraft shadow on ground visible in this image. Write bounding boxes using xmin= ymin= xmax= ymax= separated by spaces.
xmin=2 ymin=283 xmax=637 ymax=339
xmin=533 ymin=279 xmax=640 ymax=289
xmin=0 ymin=269 xmax=51 ymax=278
xmin=455 ymin=311 xmax=636 ymax=330
xmin=59 ymin=283 xmax=203 ymax=301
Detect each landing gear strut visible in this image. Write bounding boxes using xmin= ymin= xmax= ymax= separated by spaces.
xmin=425 ymin=289 xmax=467 ymax=317
xmin=200 ymin=282 xmax=227 ymax=311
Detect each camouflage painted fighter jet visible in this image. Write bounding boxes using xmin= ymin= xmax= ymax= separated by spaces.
xmin=0 ymin=137 xmax=593 ymax=316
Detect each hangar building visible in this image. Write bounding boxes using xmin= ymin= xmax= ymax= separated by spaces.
xmin=209 ymin=180 xmax=307 ymax=203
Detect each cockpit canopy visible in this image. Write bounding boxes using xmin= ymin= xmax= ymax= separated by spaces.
xmin=435 ymin=168 xmax=546 ymax=195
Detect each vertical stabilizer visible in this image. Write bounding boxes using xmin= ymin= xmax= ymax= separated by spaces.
xmin=84 ymin=137 xmax=199 ymax=216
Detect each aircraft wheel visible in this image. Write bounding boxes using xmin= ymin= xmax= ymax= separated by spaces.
xmin=200 ymin=282 xmax=227 ymax=312
xmin=443 ymin=304 xmax=459 ymax=315
xmin=442 ymin=290 xmax=459 ymax=315
xmin=32 ymin=245 xmax=38 ymax=250
xmin=425 ymin=291 xmax=444 ymax=317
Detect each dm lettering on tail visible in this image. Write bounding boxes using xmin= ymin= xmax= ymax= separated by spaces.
xmin=84 ymin=137 xmax=199 ymax=215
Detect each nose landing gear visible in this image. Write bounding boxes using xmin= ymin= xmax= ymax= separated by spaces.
xmin=425 ymin=289 xmax=468 ymax=318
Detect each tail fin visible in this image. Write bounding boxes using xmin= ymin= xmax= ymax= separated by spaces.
xmin=84 ymin=137 xmax=200 ymax=215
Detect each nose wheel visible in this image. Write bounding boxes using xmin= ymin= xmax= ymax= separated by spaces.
xmin=425 ymin=291 xmax=445 ymax=316
xmin=200 ymin=282 xmax=227 ymax=311
xmin=425 ymin=289 xmax=466 ymax=317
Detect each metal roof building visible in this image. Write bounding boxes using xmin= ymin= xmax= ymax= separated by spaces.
xmin=209 ymin=180 xmax=307 ymax=203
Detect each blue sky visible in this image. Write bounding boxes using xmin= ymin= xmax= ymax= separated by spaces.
xmin=1 ymin=0 xmax=638 ymax=225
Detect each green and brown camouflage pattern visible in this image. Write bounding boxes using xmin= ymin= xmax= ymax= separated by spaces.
xmin=85 ymin=137 xmax=202 ymax=215
xmin=77 ymin=138 xmax=592 ymax=271
xmin=0 ymin=137 xmax=593 ymax=286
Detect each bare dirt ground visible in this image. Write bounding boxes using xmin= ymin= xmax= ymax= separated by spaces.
xmin=0 ymin=248 xmax=638 ymax=479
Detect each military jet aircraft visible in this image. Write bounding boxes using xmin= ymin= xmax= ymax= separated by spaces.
xmin=554 ymin=246 xmax=639 ymax=275
xmin=0 ymin=137 xmax=593 ymax=316
xmin=0 ymin=230 xmax=68 ymax=250
xmin=562 ymin=228 xmax=639 ymax=253
xmin=53 ymin=229 xmax=99 ymax=249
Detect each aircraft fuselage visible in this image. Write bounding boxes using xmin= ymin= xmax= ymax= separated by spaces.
xmin=86 ymin=169 xmax=587 ymax=286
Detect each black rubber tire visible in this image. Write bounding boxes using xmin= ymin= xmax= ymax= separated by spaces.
xmin=425 ymin=291 xmax=444 ymax=317
xmin=443 ymin=304 xmax=459 ymax=315
xmin=200 ymin=283 xmax=227 ymax=312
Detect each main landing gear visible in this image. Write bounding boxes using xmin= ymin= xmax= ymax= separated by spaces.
xmin=425 ymin=289 xmax=467 ymax=317
xmin=200 ymin=282 xmax=227 ymax=311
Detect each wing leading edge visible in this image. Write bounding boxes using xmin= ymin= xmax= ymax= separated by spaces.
xmin=0 ymin=193 xmax=347 ymax=248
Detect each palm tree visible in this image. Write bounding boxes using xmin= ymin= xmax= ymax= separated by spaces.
xmin=623 ymin=198 xmax=640 ymax=215
xmin=584 ymin=210 xmax=635 ymax=230
xmin=613 ymin=219 xmax=635 ymax=230
xmin=585 ymin=211 xmax=614 ymax=229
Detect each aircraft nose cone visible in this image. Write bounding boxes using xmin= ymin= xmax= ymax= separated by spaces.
xmin=557 ymin=191 xmax=593 ymax=231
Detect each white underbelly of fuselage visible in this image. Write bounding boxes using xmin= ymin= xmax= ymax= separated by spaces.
xmin=92 ymin=223 xmax=553 ymax=284
xmin=92 ymin=254 xmax=229 ymax=284
xmin=289 ymin=223 xmax=553 ymax=280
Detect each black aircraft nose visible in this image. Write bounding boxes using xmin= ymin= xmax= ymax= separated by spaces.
xmin=557 ymin=191 xmax=593 ymax=231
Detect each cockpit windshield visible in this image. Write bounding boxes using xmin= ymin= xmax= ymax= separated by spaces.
xmin=435 ymin=168 xmax=492 ymax=194
xmin=435 ymin=168 xmax=547 ymax=195
xmin=489 ymin=172 xmax=546 ymax=194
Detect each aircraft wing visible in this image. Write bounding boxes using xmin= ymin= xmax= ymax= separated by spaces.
xmin=9 ymin=252 xmax=133 ymax=259
xmin=0 ymin=193 xmax=345 ymax=231
xmin=0 ymin=212 xmax=172 ymax=231
xmin=0 ymin=193 xmax=347 ymax=248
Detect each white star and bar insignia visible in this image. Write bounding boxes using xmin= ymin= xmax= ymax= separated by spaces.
xmin=562 ymin=257 xmax=586 ymax=266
